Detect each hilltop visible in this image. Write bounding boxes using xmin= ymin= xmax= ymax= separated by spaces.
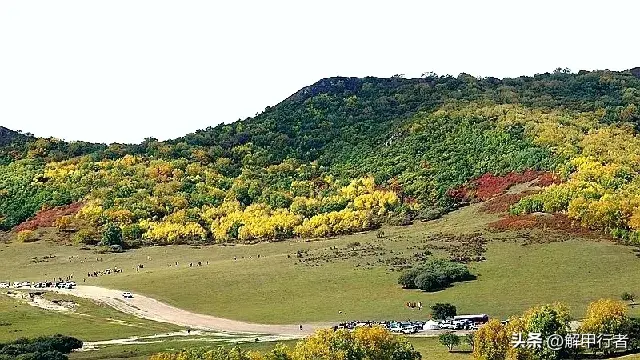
xmin=1 ymin=69 xmax=640 ymax=247
xmin=0 ymin=126 xmax=30 ymax=146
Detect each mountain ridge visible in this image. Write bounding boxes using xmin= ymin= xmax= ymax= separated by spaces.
xmin=1 ymin=68 xmax=640 ymax=246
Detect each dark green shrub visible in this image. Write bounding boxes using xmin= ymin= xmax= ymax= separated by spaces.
xmin=398 ymin=259 xmax=475 ymax=292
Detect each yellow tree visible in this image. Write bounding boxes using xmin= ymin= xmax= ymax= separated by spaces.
xmin=473 ymin=319 xmax=510 ymax=360
xmin=580 ymin=299 xmax=628 ymax=335
xmin=290 ymin=327 xmax=420 ymax=360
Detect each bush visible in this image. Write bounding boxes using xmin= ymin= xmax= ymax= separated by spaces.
xmin=386 ymin=212 xmax=413 ymax=226
xmin=73 ymin=229 xmax=99 ymax=245
xmin=417 ymin=207 xmax=444 ymax=222
xmin=17 ymin=350 xmax=67 ymax=360
xmin=0 ymin=335 xmax=82 ymax=360
xmin=510 ymin=197 xmax=544 ymax=215
xmin=398 ymin=259 xmax=475 ymax=292
xmin=398 ymin=268 xmax=421 ymax=289
xmin=16 ymin=230 xmax=38 ymax=243
xmin=53 ymin=216 xmax=73 ymax=230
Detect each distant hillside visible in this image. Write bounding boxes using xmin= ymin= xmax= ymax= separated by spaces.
xmin=0 ymin=126 xmax=30 ymax=146
xmin=2 ymin=68 xmax=640 ymax=246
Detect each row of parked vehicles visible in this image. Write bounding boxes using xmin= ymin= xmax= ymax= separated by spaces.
xmin=336 ymin=321 xmax=425 ymax=334
xmin=0 ymin=281 xmax=76 ymax=289
xmin=335 ymin=315 xmax=489 ymax=334
xmin=436 ymin=319 xmax=482 ymax=331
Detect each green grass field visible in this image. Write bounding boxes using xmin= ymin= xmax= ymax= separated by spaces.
xmin=0 ymin=291 xmax=181 ymax=342
xmin=2 ymin=204 xmax=639 ymax=325
xmin=3 ymin=204 xmax=640 ymax=359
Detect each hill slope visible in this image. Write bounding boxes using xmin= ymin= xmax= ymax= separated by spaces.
xmin=1 ymin=69 xmax=640 ymax=245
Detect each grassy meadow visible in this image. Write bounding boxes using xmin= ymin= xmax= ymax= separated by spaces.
xmin=0 ymin=291 xmax=180 ymax=342
xmin=2 ymin=204 xmax=640 ymax=325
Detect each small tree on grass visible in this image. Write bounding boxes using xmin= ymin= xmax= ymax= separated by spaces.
xmin=465 ymin=333 xmax=475 ymax=351
xmin=439 ymin=332 xmax=460 ymax=352
xmin=431 ymin=303 xmax=457 ymax=320
xmin=622 ymin=292 xmax=635 ymax=302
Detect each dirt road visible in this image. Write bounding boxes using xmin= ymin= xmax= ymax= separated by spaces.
xmin=51 ymin=286 xmax=329 ymax=336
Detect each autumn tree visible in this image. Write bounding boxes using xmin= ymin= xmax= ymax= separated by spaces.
xmin=290 ymin=327 xmax=420 ymax=360
xmin=579 ymin=299 xmax=628 ymax=335
xmin=149 ymin=346 xmax=252 ymax=360
xmin=473 ymin=319 xmax=510 ymax=360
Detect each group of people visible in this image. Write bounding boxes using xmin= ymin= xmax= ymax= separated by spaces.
xmin=233 ymin=254 xmax=261 ymax=261
xmin=87 ymin=267 xmax=123 ymax=278
xmin=405 ymin=301 xmax=423 ymax=310
xmin=189 ymin=261 xmax=208 ymax=267
xmin=167 ymin=261 xmax=209 ymax=267
xmin=65 ymin=255 xmax=104 ymax=263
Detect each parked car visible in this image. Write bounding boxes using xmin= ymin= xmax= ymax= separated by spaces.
xmin=122 ymin=292 xmax=133 ymax=298
xmin=389 ymin=324 xmax=403 ymax=333
xmin=438 ymin=321 xmax=456 ymax=330
xmin=0 ymin=282 xmax=9 ymax=288
xmin=401 ymin=326 xmax=418 ymax=334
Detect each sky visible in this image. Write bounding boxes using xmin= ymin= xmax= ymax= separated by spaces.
xmin=1 ymin=1 xmax=638 ymax=144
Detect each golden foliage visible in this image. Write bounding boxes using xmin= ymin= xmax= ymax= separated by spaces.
xmin=16 ymin=229 xmax=38 ymax=243
xmin=473 ymin=319 xmax=510 ymax=360
xmin=150 ymin=327 xmax=419 ymax=360
xmin=579 ymin=298 xmax=628 ymax=335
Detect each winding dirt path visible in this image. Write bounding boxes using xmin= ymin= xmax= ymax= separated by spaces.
xmin=50 ymin=286 xmax=329 ymax=336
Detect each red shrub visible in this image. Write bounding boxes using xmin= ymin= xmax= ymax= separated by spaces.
xmin=449 ymin=170 xmax=560 ymax=203
xmin=14 ymin=202 xmax=84 ymax=232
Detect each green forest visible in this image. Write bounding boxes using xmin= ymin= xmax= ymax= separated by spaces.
xmin=2 ymin=68 xmax=640 ymax=246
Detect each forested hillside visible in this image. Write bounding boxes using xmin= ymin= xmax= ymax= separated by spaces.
xmin=1 ymin=68 xmax=640 ymax=246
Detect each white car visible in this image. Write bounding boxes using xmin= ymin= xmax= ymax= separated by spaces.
xmin=0 ymin=282 xmax=9 ymax=288
xmin=122 ymin=292 xmax=133 ymax=298
xmin=401 ymin=326 xmax=417 ymax=334
xmin=439 ymin=321 xmax=457 ymax=330
xmin=389 ymin=325 xmax=403 ymax=333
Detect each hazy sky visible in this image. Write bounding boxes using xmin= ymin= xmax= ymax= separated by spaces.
xmin=1 ymin=1 xmax=638 ymax=144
